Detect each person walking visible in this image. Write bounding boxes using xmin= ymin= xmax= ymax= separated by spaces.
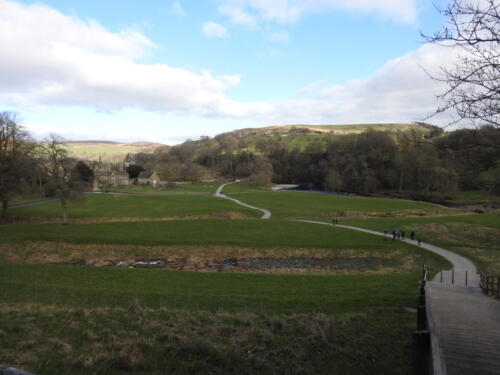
xmin=396 ymin=229 xmax=401 ymax=240
xmin=332 ymin=217 xmax=336 ymax=226
xmin=401 ymin=230 xmax=405 ymax=240
xmin=410 ymin=231 xmax=415 ymax=241
xmin=335 ymin=216 xmax=339 ymax=225
xmin=392 ymin=229 xmax=397 ymax=240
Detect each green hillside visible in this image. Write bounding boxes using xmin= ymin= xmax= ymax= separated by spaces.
xmin=228 ymin=122 xmax=435 ymax=137
xmin=213 ymin=122 xmax=440 ymax=154
xmin=64 ymin=141 xmax=166 ymax=162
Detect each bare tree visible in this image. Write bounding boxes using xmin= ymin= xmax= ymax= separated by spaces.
xmin=250 ymin=157 xmax=273 ymax=187
xmin=39 ymin=135 xmax=81 ymax=224
xmin=0 ymin=112 xmax=37 ymax=217
xmin=423 ymin=0 xmax=500 ymax=127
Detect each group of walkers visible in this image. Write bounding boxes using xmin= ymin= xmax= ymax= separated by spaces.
xmin=330 ymin=216 xmax=422 ymax=246
xmin=385 ymin=228 xmax=421 ymax=245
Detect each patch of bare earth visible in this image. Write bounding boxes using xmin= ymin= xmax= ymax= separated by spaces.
xmin=0 ymin=242 xmax=411 ymax=274
xmin=323 ymin=208 xmax=472 ymax=219
xmin=2 ymin=211 xmax=249 ymax=225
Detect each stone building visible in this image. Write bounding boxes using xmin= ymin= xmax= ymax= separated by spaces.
xmin=92 ymin=157 xmax=130 ymax=189
xmin=137 ymin=171 xmax=161 ymax=186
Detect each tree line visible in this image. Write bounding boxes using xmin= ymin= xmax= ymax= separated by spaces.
xmin=135 ymin=125 xmax=500 ymax=200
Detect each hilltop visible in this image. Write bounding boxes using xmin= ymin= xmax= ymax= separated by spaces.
xmin=202 ymin=122 xmax=442 ymax=154
xmin=63 ymin=140 xmax=166 ymax=162
xmin=64 ymin=123 xmax=440 ymax=163
xmin=226 ymin=123 xmax=436 ymax=137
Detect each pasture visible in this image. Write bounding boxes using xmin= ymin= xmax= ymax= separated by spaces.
xmin=0 ymin=182 xmax=465 ymax=375
xmin=9 ymin=194 xmax=259 ymax=221
xmin=342 ymin=211 xmax=500 ymax=273
xmin=110 ymin=182 xmax=221 ymax=195
xmin=223 ymin=183 xmax=447 ymax=219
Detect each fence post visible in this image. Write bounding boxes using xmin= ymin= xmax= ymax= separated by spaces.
xmin=413 ymin=330 xmax=430 ymax=375
xmin=414 ymin=269 xmax=430 ymax=375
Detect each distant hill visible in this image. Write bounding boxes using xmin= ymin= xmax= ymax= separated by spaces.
xmin=63 ymin=141 xmax=166 ymax=162
xmin=203 ymin=123 xmax=441 ymax=154
xmin=227 ymin=123 xmax=435 ymax=137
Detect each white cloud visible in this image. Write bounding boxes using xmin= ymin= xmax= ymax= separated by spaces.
xmin=218 ymin=4 xmax=258 ymax=28
xmin=219 ymin=0 xmax=418 ymax=25
xmin=269 ymin=31 xmax=290 ymax=43
xmin=169 ymin=1 xmax=185 ymax=16
xmin=202 ymin=21 xmax=229 ymax=38
xmin=0 ymin=0 xmax=461 ymax=140
xmin=266 ymin=43 xmax=460 ymax=125
xmin=0 ymin=0 xmax=257 ymax=117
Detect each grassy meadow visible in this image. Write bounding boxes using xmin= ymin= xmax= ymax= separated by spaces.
xmin=9 ymin=194 xmax=259 ymax=221
xmin=342 ymin=211 xmax=500 ymax=273
xmin=0 ymin=180 xmax=473 ymax=375
xmin=223 ymin=183 xmax=499 ymax=273
xmin=223 ymin=182 xmax=447 ymax=219
xmin=109 ymin=182 xmax=221 ymax=195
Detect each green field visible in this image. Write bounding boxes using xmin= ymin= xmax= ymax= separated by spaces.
xmin=222 ymin=183 xmax=500 ymax=273
xmin=1 ymin=299 xmax=415 ymax=374
xmin=10 ymin=194 xmax=258 ymax=220
xmin=0 ymin=181 xmax=469 ymax=375
xmin=0 ymin=219 xmax=449 ymax=263
xmin=110 ymin=182 xmax=221 ymax=195
xmin=0 ymin=263 xmax=423 ymax=314
xmin=223 ymin=183 xmax=445 ymax=219
xmin=342 ymin=211 xmax=500 ymax=273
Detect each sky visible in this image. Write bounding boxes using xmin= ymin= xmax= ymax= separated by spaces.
xmin=0 ymin=0 xmax=459 ymax=144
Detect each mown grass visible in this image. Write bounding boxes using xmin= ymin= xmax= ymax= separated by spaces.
xmin=342 ymin=211 xmax=500 ymax=273
xmin=223 ymin=183 xmax=445 ymax=219
xmin=110 ymin=182 xmax=221 ymax=195
xmin=0 ymin=263 xmax=423 ymax=313
xmin=0 ymin=219 xmax=445 ymax=256
xmin=8 ymin=194 xmax=259 ymax=220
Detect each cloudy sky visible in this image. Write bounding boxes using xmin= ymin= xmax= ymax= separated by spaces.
xmin=0 ymin=0 xmax=457 ymax=144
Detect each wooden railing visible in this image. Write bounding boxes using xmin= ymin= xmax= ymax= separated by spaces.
xmin=413 ymin=265 xmax=431 ymax=375
xmin=480 ymin=273 xmax=500 ymax=299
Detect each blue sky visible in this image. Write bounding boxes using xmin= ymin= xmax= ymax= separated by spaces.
xmin=0 ymin=0 xmax=456 ymax=144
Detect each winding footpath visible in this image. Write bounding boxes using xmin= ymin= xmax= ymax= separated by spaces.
xmin=214 ymin=182 xmax=271 ymax=219
xmin=214 ymin=183 xmax=477 ymax=281
xmin=215 ymin=183 xmax=500 ymax=375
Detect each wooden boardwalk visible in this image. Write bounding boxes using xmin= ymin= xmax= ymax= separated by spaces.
xmin=426 ymin=282 xmax=500 ymax=375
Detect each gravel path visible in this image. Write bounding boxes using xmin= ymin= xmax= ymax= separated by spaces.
xmin=214 ymin=182 xmax=271 ymax=219
xmin=295 ymin=219 xmax=479 ymax=286
xmin=214 ymin=182 xmax=479 ymax=282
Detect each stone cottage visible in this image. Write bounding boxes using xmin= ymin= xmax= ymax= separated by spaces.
xmin=137 ymin=171 xmax=161 ymax=186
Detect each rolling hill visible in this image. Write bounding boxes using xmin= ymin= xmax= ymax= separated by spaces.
xmin=64 ymin=141 xmax=166 ymax=162
xmin=227 ymin=123 xmax=436 ymax=137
